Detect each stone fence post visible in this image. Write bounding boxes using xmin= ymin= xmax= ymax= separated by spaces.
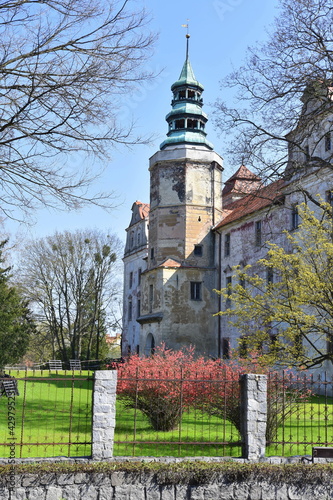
xmin=240 ymin=373 xmax=267 ymax=460
xmin=92 ymin=370 xmax=117 ymax=460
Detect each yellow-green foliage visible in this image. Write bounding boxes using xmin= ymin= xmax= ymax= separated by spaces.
xmin=215 ymin=202 xmax=333 ymax=368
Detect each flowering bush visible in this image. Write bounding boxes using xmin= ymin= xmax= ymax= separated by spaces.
xmin=192 ymin=354 xmax=312 ymax=444
xmin=116 ymin=345 xmax=205 ymax=431
xmin=116 ymin=346 xmax=311 ymax=440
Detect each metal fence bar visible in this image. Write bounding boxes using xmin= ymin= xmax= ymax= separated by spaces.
xmin=114 ymin=371 xmax=243 ymax=457
xmin=265 ymin=370 xmax=333 ymax=456
xmin=0 ymin=373 xmax=93 ymax=459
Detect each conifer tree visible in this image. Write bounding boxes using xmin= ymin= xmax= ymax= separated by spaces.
xmin=0 ymin=241 xmax=35 ymax=369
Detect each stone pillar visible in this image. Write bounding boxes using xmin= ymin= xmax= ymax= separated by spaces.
xmin=92 ymin=370 xmax=117 ymax=460
xmin=240 ymin=374 xmax=267 ymax=460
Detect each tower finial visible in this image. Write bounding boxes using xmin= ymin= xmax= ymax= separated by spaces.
xmin=181 ymin=20 xmax=190 ymax=59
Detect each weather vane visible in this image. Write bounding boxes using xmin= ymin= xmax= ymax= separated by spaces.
xmin=181 ymin=19 xmax=190 ymax=38
xmin=181 ymin=20 xmax=190 ymax=58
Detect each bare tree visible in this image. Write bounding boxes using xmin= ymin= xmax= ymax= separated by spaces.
xmin=215 ymin=0 xmax=333 ymax=192
xmin=0 ymin=0 xmax=154 ymax=218
xmin=18 ymin=229 xmax=123 ymax=363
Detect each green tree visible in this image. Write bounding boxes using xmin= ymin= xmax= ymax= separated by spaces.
xmin=216 ymin=202 xmax=333 ymax=369
xmin=18 ymin=229 xmax=122 ymax=364
xmin=0 ymin=241 xmax=35 ymax=369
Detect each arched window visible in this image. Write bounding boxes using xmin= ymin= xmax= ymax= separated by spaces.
xmin=144 ymin=333 xmax=155 ymax=356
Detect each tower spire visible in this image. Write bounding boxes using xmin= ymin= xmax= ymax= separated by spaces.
xmin=160 ymin=30 xmax=213 ymax=151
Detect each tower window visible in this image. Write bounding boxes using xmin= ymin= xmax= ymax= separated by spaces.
xmin=175 ymin=119 xmax=185 ymax=129
xmin=187 ymin=119 xmax=198 ymax=129
xmin=187 ymin=90 xmax=195 ymax=99
xmin=150 ymin=247 xmax=154 ymax=260
xmin=194 ymin=245 xmax=203 ymax=256
xmin=149 ymin=284 xmax=154 ymax=313
xmin=137 ymin=299 xmax=141 ymax=318
xmin=190 ymin=281 xmax=202 ymax=301
xmin=179 ymin=90 xmax=186 ymax=99
xmin=129 ymin=272 xmax=133 ymax=289
xmin=138 ymin=268 xmax=142 ymax=285
xmin=325 ymin=132 xmax=331 ymax=152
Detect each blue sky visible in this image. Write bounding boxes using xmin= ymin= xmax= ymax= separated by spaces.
xmin=6 ymin=0 xmax=280 ymax=247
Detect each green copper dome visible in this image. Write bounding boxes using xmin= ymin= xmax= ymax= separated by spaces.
xmin=160 ymin=35 xmax=213 ymax=151
xmin=171 ymin=58 xmax=204 ymax=91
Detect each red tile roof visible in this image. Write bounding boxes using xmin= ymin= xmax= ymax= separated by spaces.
xmin=222 ymin=165 xmax=264 ymax=206
xmin=134 ymin=201 xmax=150 ymax=219
xmin=158 ymin=258 xmax=182 ymax=268
xmin=214 ymin=179 xmax=285 ymax=230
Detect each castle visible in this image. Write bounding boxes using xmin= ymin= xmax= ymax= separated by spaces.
xmin=122 ymin=38 xmax=333 ymax=364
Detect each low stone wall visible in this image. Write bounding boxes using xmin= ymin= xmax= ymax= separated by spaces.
xmin=0 ymin=463 xmax=332 ymax=500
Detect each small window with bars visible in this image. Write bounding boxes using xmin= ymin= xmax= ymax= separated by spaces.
xmin=190 ymin=281 xmax=202 ymax=301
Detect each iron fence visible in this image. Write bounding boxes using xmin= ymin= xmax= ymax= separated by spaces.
xmin=267 ymin=371 xmax=333 ymax=457
xmin=114 ymin=371 xmax=243 ymax=457
xmin=0 ymin=370 xmax=93 ymax=458
xmin=2 ymin=368 xmax=333 ymax=460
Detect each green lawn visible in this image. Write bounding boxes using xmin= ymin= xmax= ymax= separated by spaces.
xmin=114 ymin=401 xmax=242 ymax=457
xmin=266 ymin=394 xmax=333 ymax=457
xmin=0 ymin=370 xmax=93 ymax=458
xmin=1 ymin=373 xmax=333 ymax=459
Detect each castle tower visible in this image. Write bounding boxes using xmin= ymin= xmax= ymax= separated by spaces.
xmin=137 ymin=35 xmax=224 ymax=356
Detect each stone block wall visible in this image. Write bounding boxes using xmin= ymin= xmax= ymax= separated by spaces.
xmin=1 ymin=469 xmax=332 ymax=499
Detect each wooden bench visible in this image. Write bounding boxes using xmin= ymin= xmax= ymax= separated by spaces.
xmin=48 ymin=360 xmax=63 ymax=370
xmin=0 ymin=376 xmax=19 ymax=397
xmin=69 ymin=359 xmax=81 ymax=371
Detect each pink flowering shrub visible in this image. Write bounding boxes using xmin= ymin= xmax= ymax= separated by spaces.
xmin=116 ymin=345 xmax=207 ymax=431
xmin=192 ymin=354 xmax=312 ymax=444
xmin=116 ymin=346 xmax=311 ymax=440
